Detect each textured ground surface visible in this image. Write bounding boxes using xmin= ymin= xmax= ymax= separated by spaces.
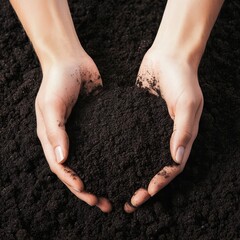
xmin=1 ymin=0 xmax=240 ymax=239
xmin=67 ymin=87 xmax=174 ymax=205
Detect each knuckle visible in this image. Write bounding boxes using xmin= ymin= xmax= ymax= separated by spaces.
xmin=191 ymin=126 xmax=199 ymax=142
xmin=183 ymin=98 xmax=199 ymax=111
xmin=192 ymin=131 xmax=198 ymax=141
xmin=50 ymin=168 xmax=57 ymax=175
xmin=178 ymin=164 xmax=185 ymax=174
xmin=181 ymin=131 xmax=192 ymax=146
xmin=34 ymin=97 xmax=39 ymax=109
xmin=178 ymin=90 xmax=203 ymax=111
xmin=49 ymin=165 xmax=56 ymax=174
xmin=36 ymin=127 xmax=43 ymax=139
xmin=88 ymin=198 xmax=99 ymax=207
xmin=41 ymin=95 xmax=56 ymax=108
xmin=35 ymin=93 xmax=44 ymax=108
xmin=46 ymin=129 xmax=58 ymax=142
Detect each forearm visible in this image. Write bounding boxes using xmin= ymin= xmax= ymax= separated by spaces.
xmin=10 ymin=0 xmax=83 ymax=71
xmin=152 ymin=0 xmax=224 ymax=69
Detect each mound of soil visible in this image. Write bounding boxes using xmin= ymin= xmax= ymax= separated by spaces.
xmin=1 ymin=0 xmax=240 ymax=239
xmin=67 ymin=87 xmax=174 ymax=207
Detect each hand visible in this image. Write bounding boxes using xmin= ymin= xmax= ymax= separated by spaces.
xmin=124 ymin=50 xmax=204 ymax=213
xmin=35 ymin=54 xmax=112 ymax=213
xmin=123 ymin=0 xmax=223 ymax=214
xmin=10 ymin=0 xmax=113 ymax=213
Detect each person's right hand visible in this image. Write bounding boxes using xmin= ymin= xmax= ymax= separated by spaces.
xmin=35 ymin=54 xmax=112 ymax=213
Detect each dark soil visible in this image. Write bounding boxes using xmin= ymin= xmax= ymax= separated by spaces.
xmin=67 ymin=87 xmax=174 ymax=204
xmin=1 ymin=0 xmax=240 ymax=240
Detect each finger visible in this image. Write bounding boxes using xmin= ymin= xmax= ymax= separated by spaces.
xmin=145 ymin=105 xmax=203 ymax=201
xmin=59 ymin=165 xmax=85 ymax=192
xmin=123 ymin=165 xmax=181 ymax=214
xmin=146 ymin=106 xmax=203 ymax=200
xmin=63 ymin=179 xmax=112 ymax=212
xmin=40 ymin=133 xmax=98 ymax=206
xmin=172 ymin=96 xmax=203 ymax=165
xmin=36 ymin=105 xmax=83 ymax=190
xmin=64 ymin=182 xmax=112 ymax=212
xmin=36 ymin=105 xmax=100 ymax=207
xmin=149 ymin=165 xmax=183 ymax=197
xmin=38 ymin=97 xmax=69 ymax=164
xmin=62 ymin=181 xmax=98 ymax=206
xmin=124 ymin=188 xmax=151 ymax=213
xmin=96 ymin=197 xmax=112 ymax=213
xmin=170 ymin=98 xmax=199 ymax=165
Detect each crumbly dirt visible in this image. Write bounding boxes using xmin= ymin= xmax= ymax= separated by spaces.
xmin=1 ymin=0 xmax=240 ymax=239
xmin=67 ymin=87 xmax=174 ymax=205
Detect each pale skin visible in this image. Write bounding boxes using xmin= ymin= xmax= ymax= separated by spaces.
xmin=10 ymin=0 xmax=111 ymax=213
xmin=10 ymin=0 xmax=224 ymax=213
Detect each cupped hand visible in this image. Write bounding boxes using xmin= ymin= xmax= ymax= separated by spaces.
xmin=35 ymin=55 xmax=112 ymax=213
xmin=124 ymin=50 xmax=204 ymax=213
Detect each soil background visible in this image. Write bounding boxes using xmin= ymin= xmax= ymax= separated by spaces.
xmin=1 ymin=0 xmax=240 ymax=239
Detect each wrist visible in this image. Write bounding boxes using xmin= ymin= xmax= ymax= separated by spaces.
xmin=150 ymin=0 xmax=224 ymax=71
xmin=33 ymin=34 xmax=85 ymax=71
xmin=11 ymin=0 xmax=85 ymax=72
xmin=150 ymin=39 xmax=204 ymax=72
xmin=144 ymin=46 xmax=200 ymax=83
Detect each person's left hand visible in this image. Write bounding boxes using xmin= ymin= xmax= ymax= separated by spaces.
xmin=124 ymin=50 xmax=203 ymax=213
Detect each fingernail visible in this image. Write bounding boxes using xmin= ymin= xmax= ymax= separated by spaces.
xmin=55 ymin=146 xmax=64 ymax=163
xmin=175 ymin=146 xmax=185 ymax=164
xmin=127 ymin=200 xmax=138 ymax=209
xmin=124 ymin=201 xmax=137 ymax=213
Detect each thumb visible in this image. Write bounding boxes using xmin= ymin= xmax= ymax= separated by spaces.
xmin=170 ymin=101 xmax=196 ymax=165
xmin=40 ymin=98 xmax=69 ymax=164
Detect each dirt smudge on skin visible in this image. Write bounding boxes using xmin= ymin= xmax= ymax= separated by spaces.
xmin=157 ymin=169 xmax=170 ymax=179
